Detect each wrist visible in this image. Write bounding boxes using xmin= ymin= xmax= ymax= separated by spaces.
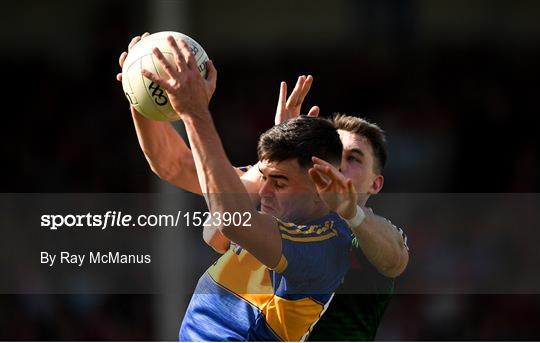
xmin=181 ymin=108 xmax=212 ymax=124
xmin=342 ymin=205 xmax=365 ymax=228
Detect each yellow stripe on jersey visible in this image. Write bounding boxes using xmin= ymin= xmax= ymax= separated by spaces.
xmin=278 ymin=225 xmax=336 ymax=236
xmin=271 ymin=254 xmax=288 ymax=274
xmin=278 ymin=220 xmax=335 ymax=236
xmin=278 ymin=223 xmax=331 ymax=235
xmin=263 ymin=295 xmax=325 ymax=341
xmin=207 ymin=249 xmax=274 ymax=295
xmin=281 ymin=231 xmax=337 ymax=242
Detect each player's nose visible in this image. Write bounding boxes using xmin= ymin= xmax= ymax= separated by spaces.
xmin=258 ymin=179 xmax=274 ymax=198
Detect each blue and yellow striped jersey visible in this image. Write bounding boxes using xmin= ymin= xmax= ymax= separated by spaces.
xmin=179 ymin=212 xmax=352 ymax=341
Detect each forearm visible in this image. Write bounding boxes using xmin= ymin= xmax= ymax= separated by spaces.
xmin=352 ymin=210 xmax=409 ymax=278
xmin=183 ymin=114 xmax=257 ymax=221
xmin=201 ymin=163 xmax=263 ymax=252
xmin=183 ymin=113 xmax=280 ymax=268
xmin=131 ymin=107 xmax=202 ymax=194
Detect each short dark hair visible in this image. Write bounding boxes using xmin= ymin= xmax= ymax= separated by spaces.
xmin=332 ymin=114 xmax=387 ymax=173
xmin=257 ymin=117 xmax=342 ymax=168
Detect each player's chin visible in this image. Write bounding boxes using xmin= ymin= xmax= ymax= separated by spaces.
xmin=260 ymin=204 xmax=276 ymax=216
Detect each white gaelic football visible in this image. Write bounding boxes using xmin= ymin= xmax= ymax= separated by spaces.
xmin=122 ymin=31 xmax=209 ymax=121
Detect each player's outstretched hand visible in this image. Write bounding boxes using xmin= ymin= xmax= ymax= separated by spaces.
xmin=275 ymin=75 xmax=320 ymax=125
xmin=141 ymin=36 xmax=214 ymax=119
xmin=116 ymin=32 xmax=150 ymax=82
xmin=309 ymin=156 xmax=358 ymax=220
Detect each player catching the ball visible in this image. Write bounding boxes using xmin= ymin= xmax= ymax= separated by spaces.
xmin=117 ymin=33 xmax=409 ymax=341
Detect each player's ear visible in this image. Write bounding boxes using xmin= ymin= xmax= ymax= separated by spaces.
xmin=369 ymin=174 xmax=384 ymax=195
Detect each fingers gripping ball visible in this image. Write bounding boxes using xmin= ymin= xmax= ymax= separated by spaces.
xmin=121 ymin=31 xmax=209 ymax=121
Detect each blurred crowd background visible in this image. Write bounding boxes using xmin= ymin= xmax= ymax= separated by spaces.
xmin=1 ymin=0 xmax=539 ymax=340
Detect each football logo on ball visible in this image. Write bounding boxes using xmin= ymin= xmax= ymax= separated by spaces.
xmin=121 ymin=31 xmax=209 ymax=121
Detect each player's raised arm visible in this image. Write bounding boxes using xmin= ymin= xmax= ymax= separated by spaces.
xmin=118 ymin=33 xmax=263 ymax=200
xmin=275 ymin=75 xmax=320 ymax=125
xmin=130 ymin=109 xmax=201 ymax=194
xmin=116 ymin=33 xmax=205 ymax=194
xmin=310 ymin=156 xmax=409 ymax=278
xmin=141 ymin=36 xmax=283 ymax=268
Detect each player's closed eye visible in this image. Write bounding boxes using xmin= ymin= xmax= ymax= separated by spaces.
xmin=261 ymin=175 xmax=285 ymax=189
xmin=347 ymin=155 xmax=361 ymax=163
xmin=274 ymin=182 xmax=286 ymax=190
